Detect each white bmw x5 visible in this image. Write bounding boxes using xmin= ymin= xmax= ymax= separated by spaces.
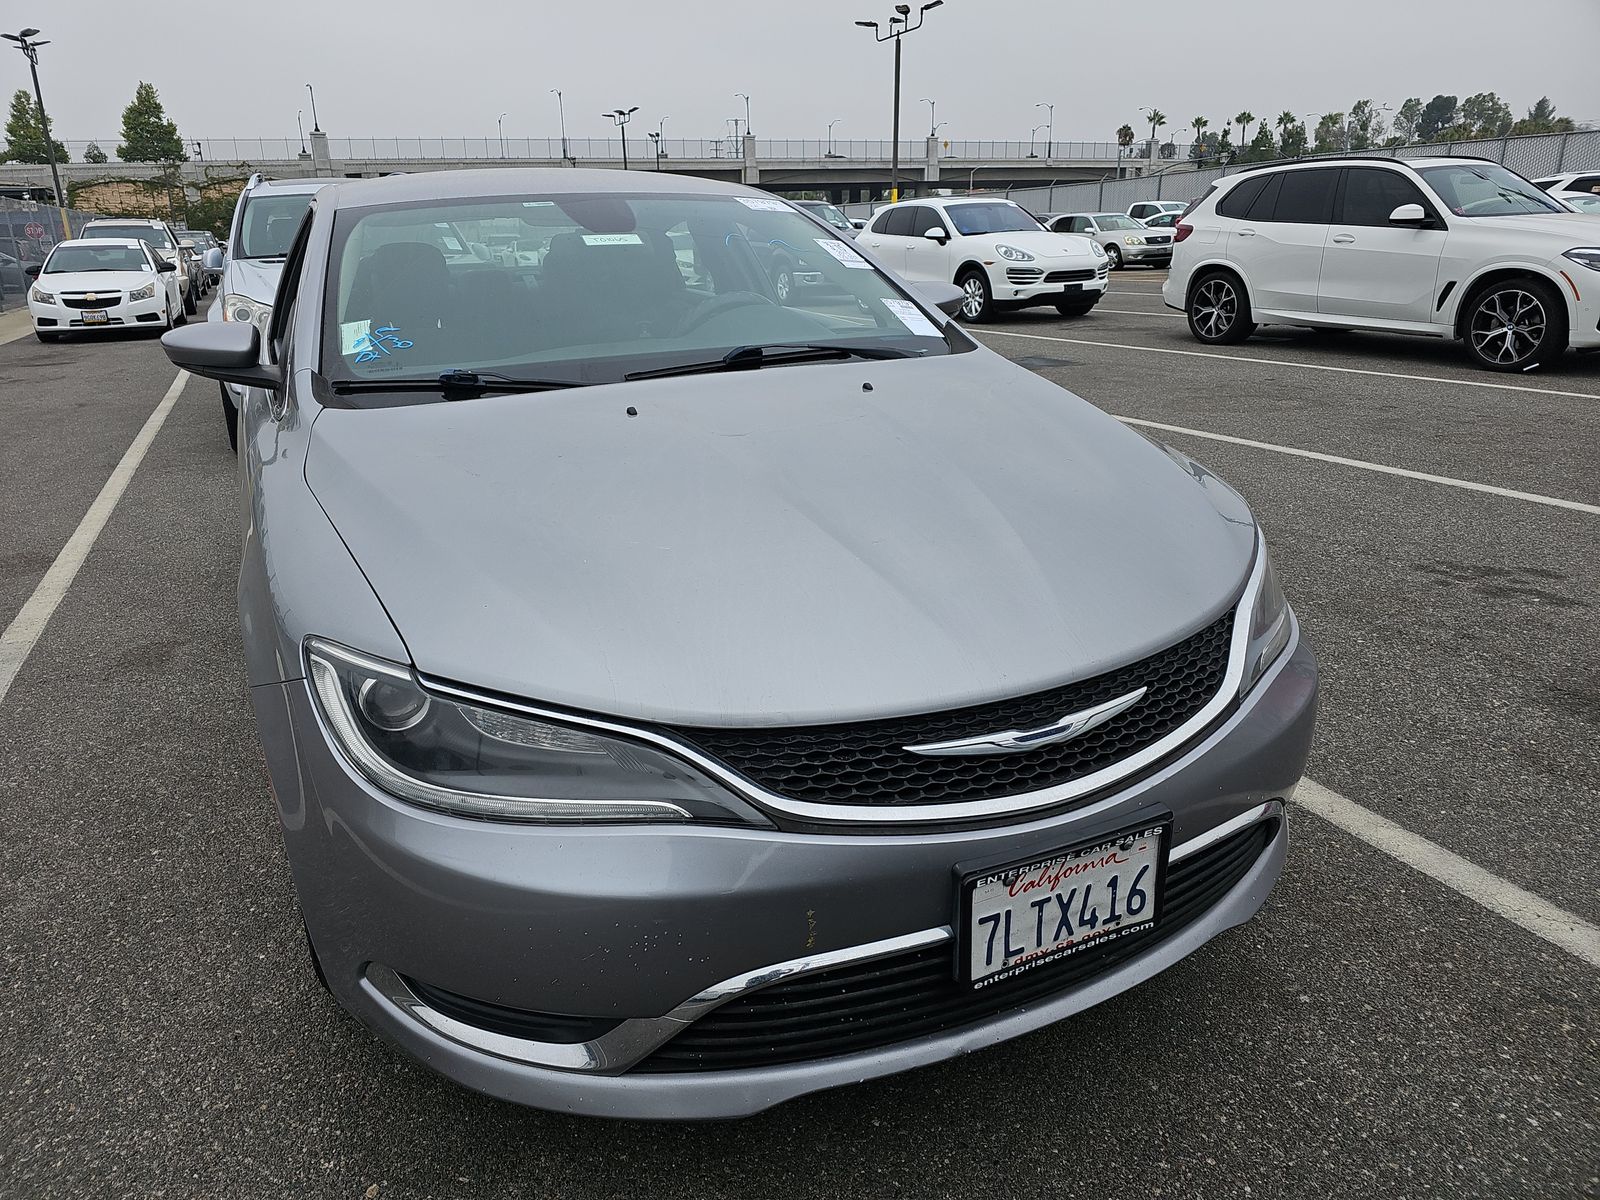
xmin=1164 ymin=156 xmax=1600 ymax=372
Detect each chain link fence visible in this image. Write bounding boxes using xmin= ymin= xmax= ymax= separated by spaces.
xmin=0 ymin=196 xmax=106 ymax=310
xmin=842 ymin=129 xmax=1600 ymax=219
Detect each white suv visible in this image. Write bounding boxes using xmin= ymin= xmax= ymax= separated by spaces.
xmin=78 ymin=217 xmax=197 ymax=316
xmin=860 ymin=197 xmax=1107 ymax=321
xmin=1164 ymin=157 xmax=1600 ymax=372
xmin=1128 ymin=200 xmax=1187 ymax=223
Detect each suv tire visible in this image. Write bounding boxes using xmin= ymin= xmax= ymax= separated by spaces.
xmin=1462 ymin=277 xmax=1566 ymax=373
xmin=956 ymin=268 xmax=994 ymax=322
xmin=1187 ymin=270 xmax=1256 ymax=345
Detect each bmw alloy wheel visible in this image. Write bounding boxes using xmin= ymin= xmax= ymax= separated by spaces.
xmin=1192 ymin=278 xmax=1238 ymax=339
xmin=1468 ymin=288 xmax=1546 ymax=367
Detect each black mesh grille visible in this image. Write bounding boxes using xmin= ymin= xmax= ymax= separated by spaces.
xmin=638 ymin=817 xmax=1274 ymax=1072
xmin=1044 ymin=268 xmax=1098 ymax=283
xmin=668 ymin=612 xmax=1234 ymax=808
xmin=62 ymin=294 xmax=122 ymax=309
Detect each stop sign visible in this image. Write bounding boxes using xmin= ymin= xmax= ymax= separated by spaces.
xmin=23 ymin=222 xmax=46 ymax=240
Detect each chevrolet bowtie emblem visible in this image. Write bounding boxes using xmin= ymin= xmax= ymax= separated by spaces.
xmin=86 ymin=293 xmax=98 ymax=302
xmin=904 ymin=687 xmax=1148 ymax=756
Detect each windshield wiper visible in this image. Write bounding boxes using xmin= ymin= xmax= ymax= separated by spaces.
xmin=624 ymin=342 xmax=912 ymax=382
xmin=330 ymin=369 xmax=585 ymax=400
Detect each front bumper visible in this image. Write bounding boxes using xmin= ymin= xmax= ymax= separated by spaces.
xmin=28 ymin=295 xmax=167 ymax=331
xmin=1119 ymin=242 xmax=1173 ymax=263
xmin=255 ymin=630 xmax=1315 ymax=1119
xmin=993 ymin=263 xmax=1110 ymax=306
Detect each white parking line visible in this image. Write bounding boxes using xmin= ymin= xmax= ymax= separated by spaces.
xmin=1114 ymin=417 xmax=1600 ymax=516
xmin=1094 ymin=308 xmax=1182 ymax=318
xmin=978 ymin=327 xmax=1600 ymax=402
xmin=0 ymin=371 xmax=190 ymax=706
xmin=1295 ymin=780 xmax=1600 ymax=969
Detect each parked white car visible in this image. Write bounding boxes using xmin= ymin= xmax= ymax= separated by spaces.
xmin=26 ymin=237 xmax=184 ymax=341
xmin=78 ymin=217 xmax=197 ymax=316
xmin=1048 ymin=212 xmax=1173 ymax=268
xmin=1128 ymin=200 xmax=1188 ymax=222
xmin=793 ymin=199 xmax=860 ymax=238
xmin=1164 ymin=156 xmax=1600 ymax=371
xmin=860 ymin=197 xmax=1107 ymax=321
xmin=1533 ymin=171 xmax=1600 ymax=205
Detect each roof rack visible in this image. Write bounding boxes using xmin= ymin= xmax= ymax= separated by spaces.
xmin=1227 ymin=150 xmax=1498 ymax=176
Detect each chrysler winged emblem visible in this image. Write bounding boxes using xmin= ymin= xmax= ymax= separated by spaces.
xmin=904 ymin=687 xmax=1147 ymax=757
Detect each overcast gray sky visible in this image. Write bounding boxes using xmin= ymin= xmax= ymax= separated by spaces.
xmin=9 ymin=0 xmax=1599 ymax=146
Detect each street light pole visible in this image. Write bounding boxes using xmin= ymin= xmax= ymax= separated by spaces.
xmin=605 ymin=107 xmax=639 ymax=170
xmin=2 ymin=29 xmax=64 ymax=208
xmin=855 ymin=1 xmax=943 ymax=204
xmin=1029 ymin=123 xmax=1046 ymax=158
xmin=551 ymin=89 xmax=570 ymax=163
xmin=1035 ymin=101 xmax=1055 ymax=160
xmin=306 ymin=83 xmax=321 ymax=132
xmin=736 ymin=92 xmax=753 ymax=137
xmin=827 ymin=118 xmax=842 ymax=157
xmin=653 ymin=116 xmax=668 ymax=170
xmin=498 ymin=112 xmax=507 ymax=157
xmin=920 ymin=97 xmax=936 ymax=137
xmin=297 ymin=110 xmax=307 ymax=155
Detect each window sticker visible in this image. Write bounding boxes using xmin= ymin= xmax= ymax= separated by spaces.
xmin=581 ymin=233 xmax=643 ymax=246
xmin=813 ymin=238 xmax=873 ymax=269
xmin=521 ymin=200 xmax=555 ymax=207
xmin=339 ymin=320 xmax=371 ymax=355
xmin=737 ymin=196 xmax=792 ymax=211
xmin=881 ymin=298 xmax=941 ymax=338
xmin=347 ymin=323 xmax=415 ymax=363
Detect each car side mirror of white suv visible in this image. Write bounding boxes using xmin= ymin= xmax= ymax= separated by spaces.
xmin=1388 ymin=203 xmax=1431 ymax=227
xmin=923 ymin=226 xmax=949 ymax=244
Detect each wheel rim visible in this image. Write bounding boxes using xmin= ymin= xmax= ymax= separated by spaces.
xmin=1192 ymin=278 xmax=1237 ymax=338
xmin=775 ymin=271 xmax=791 ymax=303
xmin=1108 ymin=245 xmax=1122 ymax=266
xmin=1469 ymin=289 xmax=1546 ymax=365
xmin=961 ymin=276 xmax=985 ymax=318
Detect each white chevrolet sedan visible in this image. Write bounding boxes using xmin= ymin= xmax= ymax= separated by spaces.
xmin=859 ymin=197 xmax=1107 ymax=321
xmin=27 ymin=238 xmax=184 ymax=342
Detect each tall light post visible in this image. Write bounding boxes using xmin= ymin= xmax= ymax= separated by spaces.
xmin=498 ymin=112 xmax=507 ymax=157
xmin=855 ymin=1 xmax=943 ymax=204
xmin=605 ymin=106 xmax=639 ymax=170
xmin=1029 ymin=123 xmax=1047 ymax=158
xmin=920 ymin=97 xmax=936 ymax=137
xmin=650 ymin=115 xmax=669 ymax=170
xmin=1035 ymin=101 xmax=1055 ymax=160
xmin=297 ymin=110 xmax=307 ymax=155
xmin=1 ymin=29 xmax=64 ymax=208
xmin=305 ymin=82 xmax=321 ymax=132
xmin=550 ymin=89 xmax=570 ymax=163
xmin=736 ymin=92 xmax=753 ymax=137
xmin=827 ymin=118 xmax=842 ymax=157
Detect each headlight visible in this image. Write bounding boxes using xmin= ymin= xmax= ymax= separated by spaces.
xmin=1089 ymin=241 xmax=1107 ymax=258
xmin=29 ymin=284 xmax=54 ymax=304
xmin=128 ymin=281 xmax=157 ymax=301
xmin=1239 ymin=546 xmax=1292 ymax=695
xmin=305 ymin=639 xmax=769 ymax=826
xmin=1562 ymin=247 xmax=1600 ymax=273
xmin=996 ymin=244 xmax=1035 ymax=262
xmin=1124 ymin=235 xmax=1146 ymax=246
xmin=223 ymin=292 xmax=271 ymax=332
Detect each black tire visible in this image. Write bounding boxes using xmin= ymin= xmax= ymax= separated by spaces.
xmin=183 ymin=284 xmax=197 ymax=316
xmin=1105 ymin=244 xmax=1124 ymax=269
xmin=34 ymin=329 xmax=62 ymax=343
xmin=1054 ymin=300 xmax=1097 ymax=317
xmin=1461 ymin=277 xmax=1566 ymax=373
xmin=956 ymin=268 xmax=994 ymax=322
xmin=1186 ymin=270 xmax=1256 ymax=345
xmin=220 ymin=383 xmax=239 ymax=454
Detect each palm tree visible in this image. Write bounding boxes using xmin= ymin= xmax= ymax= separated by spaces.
xmin=1116 ymin=123 xmax=1135 ymax=176
xmin=1275 ymin=110 xmax=1296 ymax=138
xmin=1235 ymin=110 xmax=1254 ymax=147
xmin=1144 ymin=108 xmax=1166 ymax=154
xmin=1190 ymin=115 xmax=1209 ymax=156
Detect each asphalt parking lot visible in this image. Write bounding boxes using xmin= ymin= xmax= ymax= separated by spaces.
xmin=2 ymin=275 xmax=1597 ymax=1200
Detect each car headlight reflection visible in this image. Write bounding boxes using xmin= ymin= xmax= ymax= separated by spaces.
xmin=1124 ymin=235 xmax=1146 ymax=246
xmin=996 ymin=244 xmax=1035 ymax=262
xmin=128 ymin=281 xmax=157 ymax=301
xmin=305 ymin=638 xmax=769 ymax=826
xmin=1239 ymin=546 xmax=1293 ymax=695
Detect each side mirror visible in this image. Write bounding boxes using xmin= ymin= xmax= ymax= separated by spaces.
xmin=912 ymin=279 xmax=965 ymax=317
xmin=1389 ymin=203 xmax=1431 ymax=227
xmin=161 ymin=322 xmax=283 ymax=390
xmin=203 ymin=247 xmax=225 ymax=271
xmin=850 ymin=219 xmax=866 ymax=230
xmin=157 ymin=260 xmax=177 ymax=273
xmin=923 ymin=226 xmax=948 ymax=243
xmin=24 ymin=263 xmax=41 ymax=278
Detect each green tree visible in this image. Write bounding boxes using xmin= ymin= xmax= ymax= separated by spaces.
xmin=83 ymin=141 xmax=108 ymax=164
xmin=1116 ymin=122 xmax=1135 ymax=171
xmin=1188 ymin=115 xmax=1208 ymax=159
xmin=1390 ymin=97 xmax=1423 ymax=144
xmin=1234 ymin=110 xmax=1254 ymax=147
xmin=1347 ymin=99 xmax=1385 ymax=150
xmin=117 ymin=81 xmax=186 ymax=162
xmin=1460 ymin=92 xmax=1513 ymax=137
xmin=1278 ymin=119 xmax=1308 ymax=159
xmin=2 ymin=88 xmax=68 ymax=164
xmin=1216 ymin=127 xmax=1235 ymax=160
xmin=1416 ymin=95 xmax=1458 ymax=141
xmin=1242 ymin=123 xmax=1278 ymax=163
xmin=1510 ymin=95 xmax=1576 ymax=136
xmin=1143 ymin=108 xmax=1166 ymax=157
xmin=1312 ymin=112 xmax=1346 ymax=154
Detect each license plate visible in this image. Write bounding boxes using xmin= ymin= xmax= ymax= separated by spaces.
xmin=81 ymin=309 xmax=108 ymax=325
xmin=1059 ymin=283 xmax=1082 ymax=293
xmin=959 ymin=818 xmax=1170 ymax=988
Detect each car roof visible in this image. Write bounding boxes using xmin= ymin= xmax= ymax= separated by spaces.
xmin=247 ymin=176 xmax=335 ymax=195
xmin=320 ymin=167 xmax=778 ymax=210
xmin=83 ymin=217 xmax=168 ymax=226
xmin=54 ymin=237 xmax=146 ymax=248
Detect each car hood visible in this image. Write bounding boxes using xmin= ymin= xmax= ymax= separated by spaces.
xmin=972 ymin=230 xmax=1098 ymax=258
xmin=305 ymin=352 xmax=1257 ymax=726
xmin=34 ymin=270 xmax=158 ymax=291
xmin=1463 ymin=212 xmax=1600 ymax=239
xmin=224 ymin=256 xmax=284 ymax=303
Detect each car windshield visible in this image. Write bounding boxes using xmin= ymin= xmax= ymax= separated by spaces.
xmin=1417 ymin=163 xmax=1565 ymax=217
xmin=322 ymin=191 xmax=954 ymax=392
xmin=45 ymin=244 xmax=151 ymax=273
xmin=1093 ymin=214 xmax=1145 ymax=230
xmin=85 ymin=224 xmax=173 ymax=250
xmin=800 ymin=202 xmax=852 ymax=231
xmin=239 ymin=192 xmax=318 ymax=258
xmin=943 ymin=202 xmax=1042 ymax=235
xmin=1566 ymin=194 xmax=1600 ymax=213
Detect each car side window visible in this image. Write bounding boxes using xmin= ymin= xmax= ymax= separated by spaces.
xmin=1270 ymin=168 xmax=1339 ymax=224
xmin=1339 ymin=168 xmax=1432 ymax=226
xmin=868 ymin=210 xmax=894 ymax=235
xmin=1215 ymin=175 xmax=1269 ymax=219
xmin=1067 ymin=216 xmax=1089 ymax=232
xmin=1573 ymin=174 xmax=1600 ymax=193
xmin=884 ymin=207 xmax=918 ymax=237
xmin=1239 ymin=174 xmax=1283 ymax=221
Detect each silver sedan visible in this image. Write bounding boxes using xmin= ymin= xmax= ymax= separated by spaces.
xmin=1050 ymin=211 xmax=1175 ymax=268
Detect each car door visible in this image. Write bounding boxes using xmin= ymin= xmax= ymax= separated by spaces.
xmin=1317 ymin=166 xmax=1447 ymax=325
xmin=1227 ymin=167 xmax=1337 ymax=315
xmin=901 ymin=205 xmax=950 ymax=282
xmin=859 ymin=206 xmax=911 ymax=272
